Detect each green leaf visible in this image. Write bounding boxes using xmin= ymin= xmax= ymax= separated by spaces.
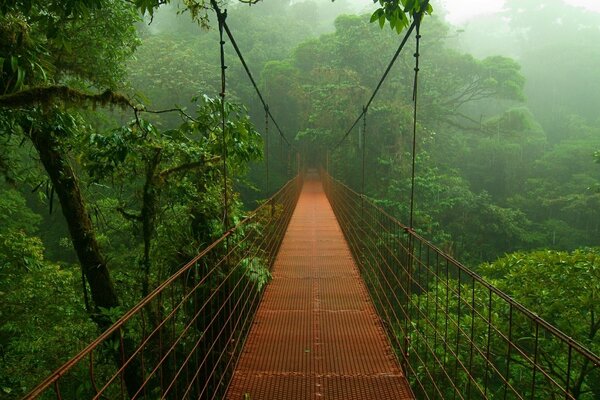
xmin=370 ymin=10 xmax=380 ymax=23
xmin=34 ymin=62 xmax=48 ymax=82
xmin=395 ymin=21 xmax=403 ymax=34
xmin=379 ymin=14 xmax=385 ymax=29
xmin=10 ymin=56 xmax=18 ymax=73
xmin=16 ymin=67 xmax=25 ymax=89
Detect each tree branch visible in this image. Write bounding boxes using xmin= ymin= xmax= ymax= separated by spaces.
xmin=0 ymin=85 xmax=135 ymax=110
xmin=141 ymin=107 xmax=196 ymax=122
xmin=158 ymin=156 xmax=220 ymax=180
xmin=116 ymin=206 xmax=143 ymax=222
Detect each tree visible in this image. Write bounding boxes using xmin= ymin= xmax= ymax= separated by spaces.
xmin=0 ymin=0 xmax=261 ymax=396
xmin=0 ymin=0 xmax=142 ymax=320
xmin=407 ymin=248 xmax=600 ymax=399
xmin=478 ymin=249 xmax=600 ymax=399
xmin=279 ymin=13 xmax=530 ymax=261
xmin=0 ymin=185 xmax=101 ymax=399
xmin=459 ymin=0 xmax=600 ymax=140
xmin=84 ymin=96 xmax=262 ymax=296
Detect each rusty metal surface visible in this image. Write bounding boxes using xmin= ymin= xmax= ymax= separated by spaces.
xmin=21 ymin=176 xmax=303 ymax=400
xmin=322 ymin=172 xmax=600 ymax=400
xmin=226 ymin=176 xmax=413 ymax=399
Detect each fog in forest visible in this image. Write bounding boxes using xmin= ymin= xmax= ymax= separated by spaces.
xmin=1 ymin=1 xmax=599 ymax=398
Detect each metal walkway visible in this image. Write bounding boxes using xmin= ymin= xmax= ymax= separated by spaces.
xmin=226 ymin=177 xmax=413 ymax=399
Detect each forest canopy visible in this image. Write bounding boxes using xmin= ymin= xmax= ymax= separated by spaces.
xmin=1 ymin=0 xmax=599 ymax=398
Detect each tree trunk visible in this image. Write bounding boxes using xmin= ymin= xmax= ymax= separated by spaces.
xmin=28 ymin=125 xmax=144 ymax=396
xmin=28 ymin=127 xmax=119 ymax=312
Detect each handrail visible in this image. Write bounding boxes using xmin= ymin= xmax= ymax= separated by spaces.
xmin=23 ymin=174 xmax=303 ymax=400
xmin=324 ymin=174 xmax=600 ymax=364
xmin=322 ymin=170 xmax=599 ymax=400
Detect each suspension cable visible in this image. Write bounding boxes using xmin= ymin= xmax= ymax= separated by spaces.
xmin=333 ymin=17 xmax=418 ymax=150
xmin=220 ymin=20 xmax=292 ymax=147
xmin=404 ymin=12 xmax=424 ymax=365
xmin=215 ymin=4 xmax=229 ymax=231
xmin=409 ymin=13 xmax=423 ymax=230
xmin=332 ymin=1 xmax=429 ymax=152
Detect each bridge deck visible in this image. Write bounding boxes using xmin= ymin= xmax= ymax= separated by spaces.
xmin=226 ymin=177 xmax=413 ymax=399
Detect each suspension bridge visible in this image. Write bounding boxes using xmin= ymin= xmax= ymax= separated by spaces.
xmin=22 ymin=2 xmax=600 ymax=400
xmin=23 ymin=171 xmax=600 ymax=399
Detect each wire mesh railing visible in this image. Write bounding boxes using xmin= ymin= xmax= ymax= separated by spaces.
xmin=23 ymin=175 xmax=302 ymax=400
xmin=322 ymin=171 xmax=600 ymax=400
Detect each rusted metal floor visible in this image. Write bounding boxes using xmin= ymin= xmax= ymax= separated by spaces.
xmin=226 ymin=177 xmax=413 ymax=399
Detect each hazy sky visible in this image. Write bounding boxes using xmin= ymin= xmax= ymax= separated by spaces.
xmin=441 ymin=0 xmax=600 ymax=24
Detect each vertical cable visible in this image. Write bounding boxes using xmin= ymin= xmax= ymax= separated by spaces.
xmin=287 ymin=146 xmax=291 ymax=178
xmin=362 ymin=105 xmax=367 ymax=198
xmin=404 ymin=14 xmax=423 ymax=371
xmin=216 ymin=7 xmax=229 ymax=232
xmin=328 ymin=151 xmax=331 ymax=177
xmin=265 ymin=105 xmax=269 ymax=195
xmin=409 ymin=13 xmax=422 ymax=230
xmin=361 ymin=106 xmax=367 ymax=216
xmin=280 ymin=132 xmax=283 ymax=176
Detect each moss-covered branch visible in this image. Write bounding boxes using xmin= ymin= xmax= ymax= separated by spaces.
xmin=159 ymin=156 xmax=220 ymax=180
xmin=0 ymin=86 xmax=135 ymax=110
xmin=116 ymin=207 xmax=143 ymax=222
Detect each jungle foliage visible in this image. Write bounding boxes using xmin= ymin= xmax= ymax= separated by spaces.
xmin=0 ymin=0 xmax=599 ymax=398
xmin=0 ymin=0 xmax=265 ymax=396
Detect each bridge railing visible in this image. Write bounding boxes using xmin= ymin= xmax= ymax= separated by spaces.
xmin=323 ymin=172 xmax=600 ymax=400
xmin=24 ymin=175 xmax=303 ymax=400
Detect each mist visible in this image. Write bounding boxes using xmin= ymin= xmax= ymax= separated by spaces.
xmin=2 ymin=1 xmax=600 ymax=398
xmin=94 ymin=0 xmax=600 ymax=331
